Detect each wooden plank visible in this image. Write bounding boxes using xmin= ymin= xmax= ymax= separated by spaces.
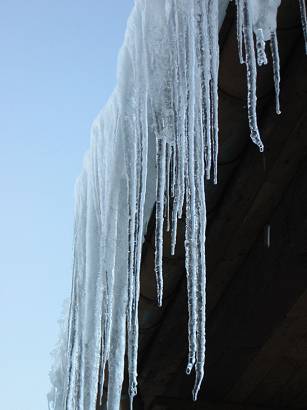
xmin=227 ymin=291 xmax=307 ymax=403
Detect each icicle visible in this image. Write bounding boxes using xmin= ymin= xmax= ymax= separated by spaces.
xmin=155 ymin=136 xmax=166 ymax=307
xmin=255 ymin=28 xmax=268 ymax=66
xmin=208 ymin=0 xmax=220 ymax=184
xmin=65 ymin=169 xmax=89 ymax=410
xmin=166 ymin=143 xmax=172 ymax=232
xmin=177 ymin=24 xmax=188 ymax=222
xmin=172 ymin=145 xmax=177 ymax=198
xmin=201 ymin=0 xmax=213 ymax=181
xmin=299 ymin=0 xmax=307 ymax=54
xmin=242 ymin=0 xmax=264 ymax=152
xmin=171 ymin=4 xmax=186 ymax=256
xmin=270 ymin=30 xmax=281 ymax=115
xmin=189 ymin=0 xmax=218 ymax=398
xmin=107 ymin=179 xmax=128 ymax=410
xmin=192 ymin=153 xmax=207 ymax=402
xmin=127 ymin=93 xmax=149 ymax=408
xmin=185 ymin=0 xmax=197 ymax=375
xmin=96 ymin=116 xmax=121 ymax=405
xmin=126 ymin=6 xmax=150 ymax=407
xmin=235 ymin=0 xmax=245 ymax=64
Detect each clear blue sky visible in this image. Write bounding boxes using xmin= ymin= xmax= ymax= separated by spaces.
xmin=0 ymin=1 xmax=133 ymax=409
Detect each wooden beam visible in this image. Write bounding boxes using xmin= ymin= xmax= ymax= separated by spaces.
xmin=227 ymin=290 xmax=307 ymax=405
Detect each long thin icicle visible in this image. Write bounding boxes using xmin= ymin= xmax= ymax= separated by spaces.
xmin=155 ymin=136 xmax=166 ymax=307
xmin=209 ymin=0 xmax=220 ymax=184
xmin=270 ymin=30 xmax=281 ymax=115
xmin=185 ymin=1 xmax=198 ymax=373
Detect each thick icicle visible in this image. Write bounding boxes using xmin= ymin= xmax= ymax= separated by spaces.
xmin=185 ymin=1 xmax=198 ymax=375
xmin=126 ymin=4 xmax=150 ymax=407
xmin=107 ymin=180 xmax=128 ymax=410
xmin=127 ymin=93 xmax=149 ymax=407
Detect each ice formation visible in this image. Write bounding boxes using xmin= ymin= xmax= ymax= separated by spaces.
xmin=48 ymin=301 xmax=69 ymax=410
xmin=48 ymin=1 xmax=307 ymax=409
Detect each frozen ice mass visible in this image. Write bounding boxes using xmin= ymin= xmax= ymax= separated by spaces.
xmin=48 ymin=1 xmax=307 ymax=409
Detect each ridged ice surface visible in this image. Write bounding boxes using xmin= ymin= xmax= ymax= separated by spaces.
xmin=48 ymin=1 xmax=306 ymax=409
